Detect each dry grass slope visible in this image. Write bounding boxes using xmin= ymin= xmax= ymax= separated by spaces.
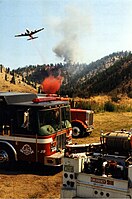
xmin=0 ymin=68 xmax=37 ymax=93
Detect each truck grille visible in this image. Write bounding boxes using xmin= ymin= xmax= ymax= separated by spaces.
xmin=89 ymin=113 xmax=93 ymax=125
xmin=57 ymin=133 xmax=66 ymax=150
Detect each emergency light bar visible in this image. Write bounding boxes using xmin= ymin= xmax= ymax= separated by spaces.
xmin=32 ymin=97 xmax=57 ymax=103
xmin=32 ymin=96 xmax=69 ymax=103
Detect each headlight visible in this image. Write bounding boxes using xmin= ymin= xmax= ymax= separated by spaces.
xmin=85 ymin=120 xmax=88 ymax=125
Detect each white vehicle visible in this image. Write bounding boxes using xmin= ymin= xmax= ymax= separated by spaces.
xmin=61 ymin=129 xmax=132 ymax=198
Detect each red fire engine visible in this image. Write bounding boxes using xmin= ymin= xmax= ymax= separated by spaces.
xmin=70 ymin=109 xmax=94 ymax=138
xmin=0 ymin=92 xmax=72 ymax=167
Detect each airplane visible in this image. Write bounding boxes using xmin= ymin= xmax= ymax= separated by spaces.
xmin=15 ymin=28 xmax=44 ymax=40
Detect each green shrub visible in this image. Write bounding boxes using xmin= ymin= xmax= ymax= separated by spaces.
xmin=111 ymin=96 xmax=121 ymax=103
xmin=128 ymin=91 xmax=132 ymax=98
xmin=104 ymin=101 xmax=115 ymax=112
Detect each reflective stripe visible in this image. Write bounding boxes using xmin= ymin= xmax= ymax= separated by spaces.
xmin=0 ymin=135 xmax=53 ymax=144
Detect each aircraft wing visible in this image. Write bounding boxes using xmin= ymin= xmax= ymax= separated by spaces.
xmin=15 ymin=33 xmax=29 ymax=37
xmin=30 ymin=28 xmax=44 ymax=35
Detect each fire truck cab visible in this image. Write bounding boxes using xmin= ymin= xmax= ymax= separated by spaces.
xmin=70 ymin=109 xmax=94 ymax=138
xmin=0 ymin=92 xmax=72 ymax=167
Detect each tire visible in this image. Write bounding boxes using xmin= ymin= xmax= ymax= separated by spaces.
xmin=0 ymin=145 xmax=16 ymax=170
xmin=72 ymin=124 xmax=84 ymax=138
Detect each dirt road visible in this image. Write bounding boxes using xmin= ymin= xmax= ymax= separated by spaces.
xmin=0 ymin=165 xmax=62 ymax=199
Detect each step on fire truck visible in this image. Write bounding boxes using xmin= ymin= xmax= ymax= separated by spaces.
xmin=0 ymin=92 xmax=72 ymax=167
xmin=61 ymin=129 xmax=132 ymax=198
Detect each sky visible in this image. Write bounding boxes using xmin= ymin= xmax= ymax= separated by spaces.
xmin=1 ymin=0 xmax=132 ymax=69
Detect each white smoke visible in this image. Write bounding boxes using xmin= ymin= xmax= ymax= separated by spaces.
xmin=53 ymin=5 xmax=91 ymax=63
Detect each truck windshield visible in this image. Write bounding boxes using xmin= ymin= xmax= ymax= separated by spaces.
xmin=38 ymin=106 xmax=71 ymax=135
xmin=61 ymin=106 xmax=71 ymax=128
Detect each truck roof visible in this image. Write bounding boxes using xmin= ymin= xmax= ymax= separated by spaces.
xmin=0 ymin=92 xmax=37 ymax=104
xmin=70 ymin=108 xmax=93 ymax=113
xmin=0 ymin=92 xmax=69 ymax=108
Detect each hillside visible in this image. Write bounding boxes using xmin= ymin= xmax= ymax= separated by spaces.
xmin=1 ymin=51 xmax=132 ymax=98
xmin=72 ymin=54 xmax=132 ymax=98
xmin=60 ymin=51 xmax=132 ymax=97
xmin=0 ymin=65 xmax=37 ymax=93
xmin=13 ymin=51 xmax=129 ymax=85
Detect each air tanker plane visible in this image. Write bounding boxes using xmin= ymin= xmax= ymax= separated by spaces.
xmin=15 ymin=28 xmax=44 ymax=40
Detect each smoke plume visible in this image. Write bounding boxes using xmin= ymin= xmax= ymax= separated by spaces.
xmin=53 ymin=5 xmax=91 ymax=63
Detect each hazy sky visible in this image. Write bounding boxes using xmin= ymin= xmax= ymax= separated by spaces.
xmin=1 ymin=0 xmax=132 ymax=69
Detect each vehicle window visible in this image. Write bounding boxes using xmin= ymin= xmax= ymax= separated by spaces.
xmin=61 ymin=106 xmax=71 ymax=128
xmin=39 ymin=108 xmax=60 ymax=132
xmin=15 ymin=109 xmax=35 ymax=134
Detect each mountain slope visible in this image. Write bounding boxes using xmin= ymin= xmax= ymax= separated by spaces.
xmin=73 ymin=54 xmax=132 ymax=97
xmin=10 ymin=51 xmax=132 ymax=97
xmin=0 ymin=66 xmax=37 ymax=93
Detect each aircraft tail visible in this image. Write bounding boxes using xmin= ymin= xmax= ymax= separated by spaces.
xmin=27 ymin=37 xmax=38 ymax=41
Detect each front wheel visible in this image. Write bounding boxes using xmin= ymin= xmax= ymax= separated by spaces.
xmin=72 ymin=125 xmax=84 ymax=138
xmin=0 ymin=149 xmax=10 ymax=169
xmin=0 ymin=147 xmax=16 ymax=170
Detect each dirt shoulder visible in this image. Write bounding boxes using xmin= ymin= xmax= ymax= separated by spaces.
xmin=0 ymin=166 xmax=62 ymax=199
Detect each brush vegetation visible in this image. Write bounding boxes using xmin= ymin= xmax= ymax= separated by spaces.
xmin=71 ymin=95 xmax=132 ymax=113
xmin=73 ymin=112 xmax=132 ymax=144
